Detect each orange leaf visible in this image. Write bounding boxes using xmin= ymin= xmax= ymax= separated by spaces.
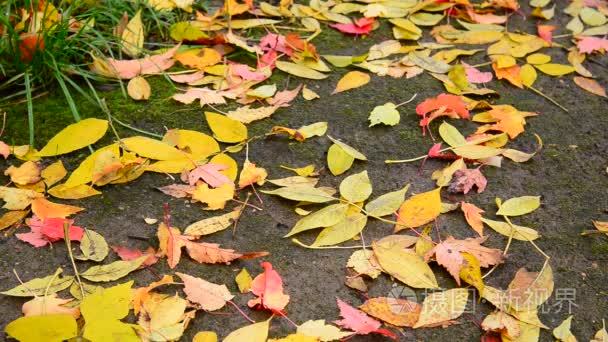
xmin=132 ymin=275 xmax=174 ymax=314
xmin=492 ymin=63 xmax=523 ymax=88
xmin=461 ymin=202 xmax=485 ymax=236
xmin=31 ymin=198 xmax=84 ymax=219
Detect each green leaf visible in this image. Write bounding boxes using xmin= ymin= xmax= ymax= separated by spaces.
xmin=372 ymin=237 xmax=439 ymax=289
xmin=312 ymin=213 xmax=368 ymax=247
xmin=1 ymin=268 xmax=73 ymax=297
xmin=365 ymin=184 xmax=410 ymax=217
xmin=285 ymin=203 xmax=349 ymax=237
xmin=81 ymin=256 xmax=146 ymax=282
xmin=481 ymin=218 xmax=540 ymax=241
xmin=261 ymin=185 xmax=336 ymax=203
xmin=275 ymin=61 xmax=328 ymax=79
xmin=327 ymin=136 xmax=367 ymax=160
xmin=496 ymin=196 xmax=541 ymax=216
xmin=438 ymin=122 xmax=466 ymax=147
xmin=76 ymin=229 xmax=109 ymax=262
xmin=339 ymin=170 xmax=372 ymax=203
xmin=369 ymin=103 xmax=400 ymax=127
xmin=327 ymin=144 xmax=355 ymax=176
xmin=170 ymin=21 xmax=207 ymax=42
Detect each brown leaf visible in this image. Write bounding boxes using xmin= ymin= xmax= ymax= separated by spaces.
xmin=360 ymin=297 xmax=421 ymax=327
xmin=448 ymin=168 xmax=487 ymax=194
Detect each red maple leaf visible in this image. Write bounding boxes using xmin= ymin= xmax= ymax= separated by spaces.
xmin=16 ymin=216 xmax=83 ymax=247
xmin=416 ymin=94 xmax=469 ymax=135
xmin=331 ymin=17 xmax=376 ymax=35
xmin=334 ymin=298 xmax=396 ymax=339
xmin=248 ymin=261 xmax=290 ymax=314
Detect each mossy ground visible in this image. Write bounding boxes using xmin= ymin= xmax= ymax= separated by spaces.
xmin=2 ymin=6 xmax=608 ymax=341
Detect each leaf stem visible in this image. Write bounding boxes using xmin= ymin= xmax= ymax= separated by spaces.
xmin=527 ymin=86 xmax=569 ymax=113
xmin=64 ymin=223 xmax=85 ymax=299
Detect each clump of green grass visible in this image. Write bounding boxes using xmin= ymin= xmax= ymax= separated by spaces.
xmin=0 ymin=0 xmax=188 ymax=147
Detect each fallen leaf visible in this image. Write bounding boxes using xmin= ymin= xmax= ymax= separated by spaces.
xmin=285 ymin=203 xmax=349 ymax=237
xmin=235 ymin=268 xmax=252 ymax=293
xmin=238 ymin=160 xmax=267 ymax=189
xmin=227 ymin=105 xmax=279 ymax=124
xmin=176 ymin=272 xmax=234 ymax=311
xmin=0 ymin=210 xmax=28 ymax=231
xmin=339 ymin=170 xmax=372 ymax=203
xmin=31 ymin=198 xmax=84 ymax=219
xmin=573 ymin=76 xmax=606 ymax=97
xmin=127 ymin=76 xmax=151 ymax=100
xmin=224 ymin=319 xmax=270 ymax=342
xmin=413 ymin=288 xmax=469 ymax=328
xmin=248 ymin=262 xmax=290 ymax=314
xmin=372 ymin=236 xmax=438 ymax=289
xmin=76 ymin=229 xmax=109 ymax=262
xmin=297 ymin=320 xmax=353 ymax=341
xmin=360 ymin=297 xmax=421 ymax=327
xmin=333 ymin=71 xmax=371 ymax=94
xmin=5 ymin=161 xmax=40 ymax=185
xmin=80 ymin=256 xmax=146 ymax=282
xmin=5 ymin=314 xmax=77 ymax=342
xmin=425 ymin=236 xmax=504 ymax=284
xmin=553 ymin=315 xmax=577 ymax=342
xmin=396 ymin=188 xmax=441 ymax=231
xmin=369 ymin=103 xmax=400 ymax=126
xmin=36 ymin=118 xmax=108 ymax=157
xmin=1 ymin=268 xmax=73 ymax=297
xmin=416 ymin=94 xmax=469 ymax=134
xmin=112 ymin=245 xmax=159 ymax=267
xmin=184 ymin=208 xmax=240 ymax=237
xmin=275 ymin=61 xmax=328 ymax=79
xmin=448 ymin=168 xmax=487 ymax=194
xmin=121 ymin=9 xmax=144 ymax=57
xmin=80 ymin=281 xmax=139 ymax=341
xmin=22 ymin=294 xmax=79 ymax=318
xmin=461 ymin=202 xmax=485 ymax=236
xmin=334 ymin=298 xmax=396 ymax=339
xmin=496 ymin=195 xmax=541 ymax=216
